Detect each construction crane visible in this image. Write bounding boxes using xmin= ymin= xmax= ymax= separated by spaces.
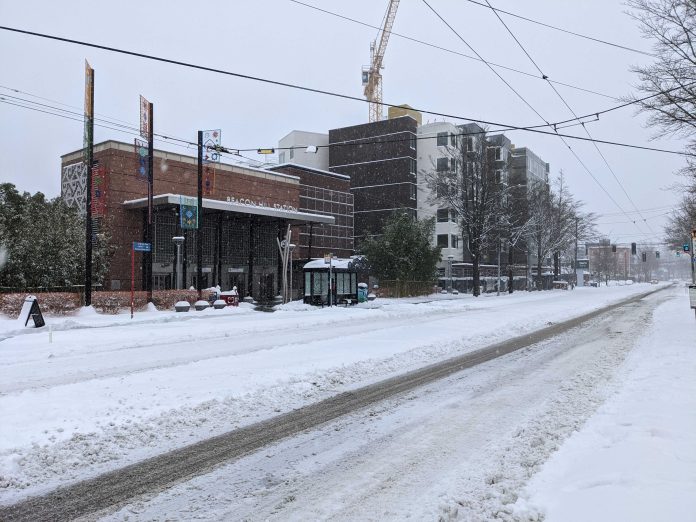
xmin=362 ymin=0 xmax=400 ymax=123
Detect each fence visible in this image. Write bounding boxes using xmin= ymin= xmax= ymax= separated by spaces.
xmin=376 ymin=280 xmax=437 ymax=298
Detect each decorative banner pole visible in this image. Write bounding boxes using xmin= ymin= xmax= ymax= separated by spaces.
xmin=197 ymin=130 xmax=204 ymax=300
xmin=84 ymin=60 xmax=94 ymax=307
xmin=140 ymin=95 xmax=154 ymax=303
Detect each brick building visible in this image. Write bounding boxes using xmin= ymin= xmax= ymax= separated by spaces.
xmin=60 ymin=141 xmax=334 ymax=301
xmin=268 ymin=163 xmax=354 ymax=260
xmin=328 ymin=115 xmax=418 ymax=245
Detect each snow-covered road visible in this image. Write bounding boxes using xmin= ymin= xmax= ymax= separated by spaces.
xmin=0 ymin=283 xmax=684 ymax=518
xmin=98 ymin=286 xmax=690 ymax=521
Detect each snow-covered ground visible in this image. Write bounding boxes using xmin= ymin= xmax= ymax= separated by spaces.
xmin=97 ymin=284 xmax=692 ymax=521
xmin=513 ymin=288 xmax=696 ymax=521
xmin=0 ymin=283 xmax=676 ymax=511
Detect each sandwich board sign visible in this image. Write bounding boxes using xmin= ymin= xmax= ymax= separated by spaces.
xmin=19 ymin=295 xmax=45 ymax=328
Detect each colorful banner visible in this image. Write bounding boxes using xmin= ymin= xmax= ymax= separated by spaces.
xmin=139 ymin=95 xmax=151 ymax=140
xmin=180 ymin=196 xmax=198 ymax=230
xmin=91 ymin=164 xmax=107 ymax=217
xmin=84 ymin=61 xmax=93 ymax=119
xmin=202 ymin=129 xmax=221 ymax=164
xmin=134 ymin=138 xmax=149 ymax=181
xmin=202 ymin=129 xmax=221 ymax=195
xmin=83 ymin=60 xmax=94 ymax=163
xmin=203 ymin=164 xmax=215 ymax=196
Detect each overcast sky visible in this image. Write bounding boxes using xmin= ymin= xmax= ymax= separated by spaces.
xmin=0 ymin=0 xmax=688 ymax=245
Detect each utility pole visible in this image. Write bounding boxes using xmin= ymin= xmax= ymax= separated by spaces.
xmin=574 ymin=217 xmax=579 ymax=288
xmin=146 ymin=102 xmax=154 ymax=303
xmin=197 ymin=130 xmax=204 ymax=300
xmin=84 ymin=62 xmax=94 ymax=307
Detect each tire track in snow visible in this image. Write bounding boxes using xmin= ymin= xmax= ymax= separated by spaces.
xmin=0 ymin=286 xmax=668 ymax=522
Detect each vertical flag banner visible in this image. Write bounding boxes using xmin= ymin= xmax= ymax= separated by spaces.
xmin=139 ymin=95 xmax=151 ymax=140
xmin=180 ymin=196 xmax=198 ymax=229
xmin=134 ymin=138 xmax=149 ymax=181
xmin=91 ymin=164 xmax=107 ymax=217
xmin=202 ymin=129 xmax=221 ymax=196
xmin=83 ymin=60 xmax=94 ymax=164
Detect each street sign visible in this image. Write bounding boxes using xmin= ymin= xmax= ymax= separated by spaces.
xmin=133 ymin=242 xmax=151 ymax=252
xmin=576 ymin=259 xmax=589 ymax=269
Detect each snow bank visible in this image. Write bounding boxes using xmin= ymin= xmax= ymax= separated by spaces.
xmin=514 ymin=292 xmax=696 ymax=521
xmin=0 ymin=283 xmax=669 ymax=503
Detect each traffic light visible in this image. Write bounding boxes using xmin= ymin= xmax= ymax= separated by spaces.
xmin=642 ymin=252 xmax=647 ymax=262
xmin=631 ymin=242 xmax=636 ymax=255
xmin=684 ymin=243 xmax=691 ymax=253
xmin=611 ymin=244 xmax=616 ymax=253
xmin=655 ymin=251 xmax=660 ymax=259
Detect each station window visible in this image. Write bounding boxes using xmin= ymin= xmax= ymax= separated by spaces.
xmin=437 ymin=132 xmax=449 ymax=146
xmin=437 ymin=234 xmax=449 ymax=248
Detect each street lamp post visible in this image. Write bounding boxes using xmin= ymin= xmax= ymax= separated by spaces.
xmin=173 ymin=236 xmax=184 ymax=290
xmin=447 ymin=254 xmax=454 ymax=293
xmin=289 ymin=243 xmax=296 ymax=302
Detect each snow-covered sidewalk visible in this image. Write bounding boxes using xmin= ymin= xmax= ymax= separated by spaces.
xmin=514 ymin=290 xmax=696 ymax=521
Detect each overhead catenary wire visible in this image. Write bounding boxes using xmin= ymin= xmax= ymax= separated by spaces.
xmin=461 ymin=0 xmax=655 ymax=57
xmin=0 ymin=25 xmax=692 ymax=158
xmin=287 ymin=0 xmax=617 ymax=100
xmin=2 ymin=87 xmax=691 ymax=167
xmin=421 ymin=0 xmax=647 ymax=238
xmin=481 ymin=0 xmax=658 ymax=236
xmin=2 ymin=91 xmax=676 ymax=240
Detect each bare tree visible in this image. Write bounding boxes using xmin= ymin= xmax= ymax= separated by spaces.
xmin=526 ymin=174 xmax=579 ymax=290
xmin=501 ymin=182 xmax=534 ymax=293
xmin=627 ymin=0 xmax=696 ymax=242
xmin=425 ymin=129 xmax=504 ymax=296
xmin=593 ymin=239 xmax=615 ymax=286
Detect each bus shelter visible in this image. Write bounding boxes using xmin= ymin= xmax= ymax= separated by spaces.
xmin=303 ymin=258 xmax=358 ymax=306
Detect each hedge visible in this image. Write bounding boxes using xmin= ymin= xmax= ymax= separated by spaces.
xmin=0 ymin=290 xmax=201 ymax=318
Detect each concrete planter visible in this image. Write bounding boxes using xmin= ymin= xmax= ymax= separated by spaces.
xmin=174 ymin=301 xmax=190 ymax=312
xmin=213 ymin=299 xmax=227 ymax=310
xmin=194 ymin=300 xmax=209 ymax=311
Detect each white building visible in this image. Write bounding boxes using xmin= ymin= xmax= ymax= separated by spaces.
xmin=417 ymin=121 xmax=468 ymax=266
xmin=277 ymin=130 xmax=329 ymax=171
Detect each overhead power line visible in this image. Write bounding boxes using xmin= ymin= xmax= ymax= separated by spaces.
xmin=481 ymin=0 xmax=658 ymax=236
xmin=287 ymin=0 xmax=617 ymax=100
xmin=0 ymin=25 xmax=691 ymax=159
xmin=462 ymin=0 xmax=655 ymax=57
xmin=421 ymin=0 xmax=642 ymax=235
xmin=422 ymin=0 xmax=653 ymax=239
xmin=2 ymin=84 xmax=692 ymax=164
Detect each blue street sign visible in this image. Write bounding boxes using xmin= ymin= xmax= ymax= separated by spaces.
xmin=133 ymin=242 xmax=151 ymax=252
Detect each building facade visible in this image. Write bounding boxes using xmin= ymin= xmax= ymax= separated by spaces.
xmin=329 ymin=115 xmax=419 ymax=245
xmin=269 ymin=163 xmax=354 ymax=260
xmin=60 ymin=141 xmax=334 ymax=301
xmin=417 ymin=121 xmax=462 ymax=266
xmin=277 ymin=130 xmax=329 ymax=170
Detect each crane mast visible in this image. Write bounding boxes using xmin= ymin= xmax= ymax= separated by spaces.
xmin=362 ymin=0 xmax=400 ymax=123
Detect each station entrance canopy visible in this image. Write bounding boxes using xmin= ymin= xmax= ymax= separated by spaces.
xmin=122 ymin=193 xmax=334 ymax=225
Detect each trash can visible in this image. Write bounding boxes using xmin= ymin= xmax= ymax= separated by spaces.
xmin=220 ymin=291 xmax=239 ymax=307
xmin=358 ymin=283 xmax=368 ymax=303
xmin=689 ymin=284 xmax=696 ymax=310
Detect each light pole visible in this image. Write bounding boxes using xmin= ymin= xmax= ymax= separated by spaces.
xmin=173 ymin=236 xmax=184 ymax=290
xmin=447 ymin=254 xmax=454 ymax=293
xmin=289 ymin=243 xmax=296 ymax=302
xmin=496 ymin=238 xmax=502 ymax=296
